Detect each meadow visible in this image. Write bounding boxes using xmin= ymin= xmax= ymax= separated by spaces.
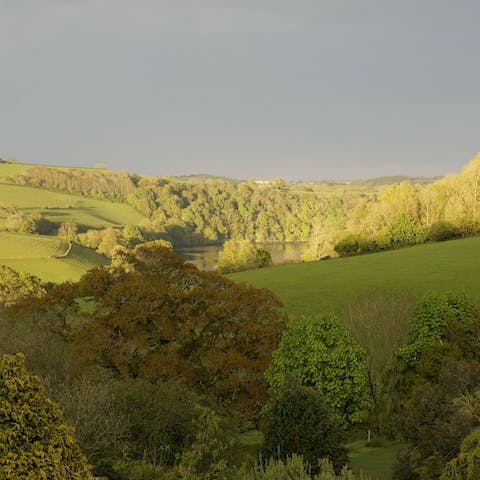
xmin=0 ymin=183 xmax=144 ymax=229
xmin=229 ymin=236 xmax=480 ymax=317
xmin=0 ymin=232 xmax=107 ymax=282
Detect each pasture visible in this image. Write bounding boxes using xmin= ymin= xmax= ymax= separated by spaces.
xmin=0 ymin=233 xmax=107 ymax=282
xmin=229 ymin=236 xmax=480 ymax=317
xmin=0 ymin=232 xmax=69 ymax=259
xmin=0 ymin=183 xmax=144 ymax=229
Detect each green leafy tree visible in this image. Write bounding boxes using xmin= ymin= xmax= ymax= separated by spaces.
xmin=261 ymin=380 xmax=349 ymax=474
xmin=397 ymin=291 xmax=475 ymax=370
xmin=122 ymin=224 xmax=144 ymax=248
xmin=217 ymin=239 xmax=272 ymax=273
xmin=0 ymin=353 xmax=95 ymax=479
xmin=59 ymin=221 xmax=79 ymax=240
xmin=0 ymin=265 xmax=45 ymax=307
xmin=393 ymin=292 xmax=480 ymax=479
xmin=266 ymin=314 xmax=368 ymax=426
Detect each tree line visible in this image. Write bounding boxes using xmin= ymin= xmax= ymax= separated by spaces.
xmin=3 ymin=155 xmax=480 ymax=261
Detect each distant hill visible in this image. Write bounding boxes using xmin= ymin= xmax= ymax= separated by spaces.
xmin=174 ymin=173 xmax=241 ymax=183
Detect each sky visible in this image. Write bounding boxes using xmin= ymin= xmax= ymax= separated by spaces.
xmin=0 ymin=0 xmax=479 ymax=181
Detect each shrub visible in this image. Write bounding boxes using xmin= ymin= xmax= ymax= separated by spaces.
xmin=427 ymin=221 xmax=458 ymax=242
xmin=334 ymin=235 xmax=360 ymax=257
xmin=261 ymin=380 xmax=349 ymax=474
xmin=239 ymin=455 xmax=363 ymax=480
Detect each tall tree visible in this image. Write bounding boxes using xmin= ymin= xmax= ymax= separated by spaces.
xmin=0 ymin=353 xmax=94 ymax=479
xmin=74 ymin=244 xmax=285 ymax=413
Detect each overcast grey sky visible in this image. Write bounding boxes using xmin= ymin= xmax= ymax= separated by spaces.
xmin=1 ymin=0 xmax=479 ymax=180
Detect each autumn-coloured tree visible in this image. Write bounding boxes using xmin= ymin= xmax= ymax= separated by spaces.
xmin=0 ymin=353 xmax=94 ymax=479
xmin=74 ymin=244 xmax=285 ymax=413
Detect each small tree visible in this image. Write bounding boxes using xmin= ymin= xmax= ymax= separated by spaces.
xmin=0 ymin=265 xmax=45 ymax=307
xmin=59 ymin=221 xmax=79 ymax=240
xmin=217 ymin=239 xmax=272 ymax=273
xmin=0 ymin=353 xmax=94 ymax=479
xmin=266 ymin=314 xmax=368 ymax=426
xmin=261 ymin=380 xmax=349 ymax=474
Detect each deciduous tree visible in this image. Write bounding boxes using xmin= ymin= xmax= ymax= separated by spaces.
xmin=0 ymin=353 xmax=94 ymax=479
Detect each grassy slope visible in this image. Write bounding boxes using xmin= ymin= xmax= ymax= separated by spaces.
xmin=0 ymin=184 xmax=144 ymax=229
xmin=348 ymin=439 xmax=408 ymax=480
xmin=0 ymin=233 xmax=107 ymax=282
xmin=0 ymin=232 xmax=69 ymax=259
xmin=229 ymin=236 xmax=480 ymax=316
xmin=0 ymin=164 xmax=142 ymax=281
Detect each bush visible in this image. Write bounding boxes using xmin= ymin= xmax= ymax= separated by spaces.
xmin=239 ymin=455 xmax=363 ymax=480
xmin=427 ymin=221 xmax=458 ymax=242
xmin=261 ymin=380 xmax=349 ymax=474
xmin=114 ymin=379 xmax=201 ymax=467
xmin=385 ymin=214 xmax=426 ymax=248
xmin=334 ymin=235 xmax=360 ymax=257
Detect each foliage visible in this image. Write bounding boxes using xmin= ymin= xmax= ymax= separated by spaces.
xmin=70 ymin=244 xmax=285 ymax=413
xmin=170 ymin=405 xmax=233 ymax=480
xmin=383 ymin=214 xmax=426 ymax=248
xmin=0 ymin=264 xmax=45 ymax=307
xmin=261 ymin=380 xmax=348 ymax=474
xmin=11 ymin=165 xmax=136 ymax=200
xmin=130 ymin=178 xmax=359 ymax=246
xmin=59 ymin=221 xmax=79 ymax=239
xmin=113 ymin=379 xmax=200 ymax=468
xmin=441 ymin=427 xmax=480 ymax=480
xmin=0 ymin=353 xmax=95 ymax=479
xmin=239 ymin=455 xmax=366 ymax=480
xmin=427 ymin=221 xmax=458 ymax=242
xmin=217 ymin=239 xmax=272 ymax=273
xmin=397 ymin=291 xmax=475 ymax=370
xmin=392 ymin=293 xmax=480 ymax=479
xmin=341 ymin=291 xmax=414 ymax=436
xmin=55 ymin=377 xmax=130 ymax=478
xmin=266 ymin=314 xmax=368 ymax=426
xmin=334 ymin=234 xmax=362 ymax=257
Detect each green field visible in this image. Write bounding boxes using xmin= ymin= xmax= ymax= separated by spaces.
xmin=0 ymin=233 xmax=107 ymax=282
xmin=0 ymin=232 xmax=69 ymax=259
xmin=348 ymin=439 xmax=408 ymax=480
xmin=0 ymin=184 xmax=144 ymax=229
xmin=229 ymin=236 xmax=480 ymax=316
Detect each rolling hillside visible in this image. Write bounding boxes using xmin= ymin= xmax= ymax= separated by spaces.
xmin=229 ymin=236 xmax=480 ymax=316
xmin=0 ymin=184 xmax=144 ymax=229
xmin=0 ymin=232 xmax=107 ymax=282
